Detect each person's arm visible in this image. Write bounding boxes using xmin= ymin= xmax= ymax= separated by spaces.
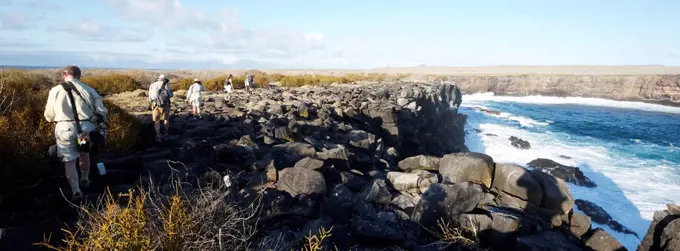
xmin=148 ymin=82 xmax=155 ymax=101
xmin=91 ymin=91 xmax=109 ymax=120
xmin=165 ymin=82 xmax=174 ymax=98
xmin=200 ymin=85 xmax=205 ymax=91
xmin=43 ymin=87 xmax=57 ymax=122
xmin=186 ymin=85 xmax=193 ymax=102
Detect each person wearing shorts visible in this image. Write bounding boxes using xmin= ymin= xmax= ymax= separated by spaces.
xmin=148 ymin=74 xmax=173 ymax=141
xmin=44 ymin=65 xmax=108 ymax=200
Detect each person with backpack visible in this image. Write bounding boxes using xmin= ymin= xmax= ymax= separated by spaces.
xmin=44 ymin=65 xmax=108 ymax=200
xmin=148 ymin=74 xmax=173 ymax=141
xmin=186 ymin=78 xmax=205 ymax=118
xmin=244 ymin=74 xmax=254 ymax=94
xmin=224 ymin=74 xmax=233 ymax=101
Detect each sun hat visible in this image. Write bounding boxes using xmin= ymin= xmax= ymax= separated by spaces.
xmin=193 ymin=78 xmax=200 ymax=82
xmin=158 ymin=74 xmax=167 ymax=80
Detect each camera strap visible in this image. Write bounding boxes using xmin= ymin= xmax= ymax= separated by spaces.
xmin=61 ymin=82 xmax=83 ymax=134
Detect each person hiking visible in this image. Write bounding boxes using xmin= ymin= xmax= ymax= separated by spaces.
xmin=148 ymin=74 xmax=173 ymax=141
xmin=224 ymin=74 xmax=233 ymax=101
xmin=44 ymin=65 xmax=108 ymax=200
xmin=244 ymin=74 xmax=254 ymax=94
xmin=186 ymin=78 xmax=205 ymax=118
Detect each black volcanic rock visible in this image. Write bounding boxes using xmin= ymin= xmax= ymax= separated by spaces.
xmin=527 ymin=158 xmax=597 ymax=187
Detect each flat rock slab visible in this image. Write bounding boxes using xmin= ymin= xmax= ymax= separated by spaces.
xmin=438 ymin=152 xmax=495 ymax=188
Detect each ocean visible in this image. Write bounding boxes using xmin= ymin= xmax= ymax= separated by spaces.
xmin=461 ymin=93 xmax=680 ymax=250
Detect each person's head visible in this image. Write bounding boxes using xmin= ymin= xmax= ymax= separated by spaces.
xmin=193 ymin=78 xmax=202 ymax=84
xmin=228 ymin=74 xmax=233 ymax=79
xmin=158 ymin=74 xmax=168 ymax=83
xmin=62 ymin=65 xmax=81 ymax=81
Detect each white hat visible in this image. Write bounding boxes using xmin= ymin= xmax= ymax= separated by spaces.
xmin=193 ymin=78 xmax=200 ymax=82
xmin=158 ymin=74 xmax=167 ymax=80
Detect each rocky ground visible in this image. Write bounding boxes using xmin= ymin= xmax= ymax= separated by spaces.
xmin=3 ymin=81 xmax=678 ymax=250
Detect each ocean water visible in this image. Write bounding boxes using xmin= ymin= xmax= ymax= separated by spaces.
xmin=461 ymin=93 xmax=680 ymax=250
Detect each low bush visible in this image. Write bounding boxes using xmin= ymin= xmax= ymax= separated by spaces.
xmin=80 ymin=74 xmax=141 ymax=95
xmin=171 ymin=78 xmax=195 ymax=91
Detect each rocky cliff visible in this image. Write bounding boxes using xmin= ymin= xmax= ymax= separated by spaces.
xmin=444 ymin=75 xmax=680 ymax=106
xmin=2 ymin=81 xmax=634 ymax=250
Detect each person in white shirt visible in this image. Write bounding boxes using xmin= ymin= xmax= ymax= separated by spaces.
xmin=148 ymin=74 xmax=173 ymax=141
xmin=244 ymin=74 xmax=254 ymax=94
xmin=186 ymin=78 xmax=205 ymax=118
xmin=224 ymin=74 xmax=233 ymax=101
xmin=44 ymin=65 xmax=108 ymax=200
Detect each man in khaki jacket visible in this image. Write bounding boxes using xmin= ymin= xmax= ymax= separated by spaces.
xmin=44 ymin=65 xmax=108 ymax=200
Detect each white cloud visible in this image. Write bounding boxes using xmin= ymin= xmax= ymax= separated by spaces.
xmin=97 ymin=0 xmax=361 ymax=68
xmin=53 ymin=19 xmax=149 ymax=42
xmin=0 ymin=12 xmax=30 ymax=30
xmin=104 ymin=0 xmax=220 ymax=31
xmin=24 ymin=0 xmax=63 ymax=10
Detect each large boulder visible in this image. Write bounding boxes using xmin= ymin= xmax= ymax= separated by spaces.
xmin=350 ymin=217 xmax=404 ymax=245
xmin=566 ymin=212 xmax=592 ymax=238
xmin=294 ymin=157 xmax=325 ymax=170
xmin=438 ymin=152 xmax=495 ymax=188
xmin=492 ymin=163 xmax=543 ymax=207
xmin=411 ymin=182 xmax=486 ymax=227
xmin=529 ymin=169 xmax=574 ymax=215
xmin=359 ymin=179 xmax=392 ymax=205
xmin=527 ymin=158 xmax=597 ymax=187
xmin=515 ymin=230 xmax=584 ymax=251
xmin=509 ymin=136 xmax=531 ymax=149
xmin=276 ymin=167 xmax=326 ymax=197
xmin=386 ymin=170 xmax=439 ymax=194
xmin=397 ymin=155 xmax=440 ymax=172
xmin=575 ymin=199 xmax=638 ymax=237
xmin=583 ymin=228 xmax=627 ymax=251
xmin=269 ymin=142 xmax=318 ymax=169
xmin=638 ymin=204 xmax=680 ymax=251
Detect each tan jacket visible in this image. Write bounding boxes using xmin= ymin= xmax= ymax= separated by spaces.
xmin=148 ymin=80 xmax=173 ymax=102
xmin=44 ymin=78 xmax=108 ymax=124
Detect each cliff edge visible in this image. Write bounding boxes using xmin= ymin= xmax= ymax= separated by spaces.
xmin=445 ymin=75 xmax=680 ymax=106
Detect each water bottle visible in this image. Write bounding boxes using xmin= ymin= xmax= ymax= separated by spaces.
xmin=97 ymin=162 xmax=106 ymax=175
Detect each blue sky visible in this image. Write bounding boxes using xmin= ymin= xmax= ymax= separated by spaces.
xmin=0 ymin=0 xmax=678 ymax=69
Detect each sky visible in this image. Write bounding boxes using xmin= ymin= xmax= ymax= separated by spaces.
xmin=0 ymin=0 xmax=679 ymax=69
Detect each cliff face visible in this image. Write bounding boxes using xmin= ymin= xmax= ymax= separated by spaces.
xmin=446 ymin=75 xmax=680 ymax=106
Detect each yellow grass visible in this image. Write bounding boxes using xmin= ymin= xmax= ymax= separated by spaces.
xmin=37 ymin=176 xmax=261 ymax=251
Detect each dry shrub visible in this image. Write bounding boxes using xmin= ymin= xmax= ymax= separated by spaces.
xmin=39 ymin=172 xmax=260 ymax=251
xmin=302 ymin=226 xmax=334 ymax=251
xmin=81 ymin=74 xmax=141 ymax=95
xmin=171 ymin=78 xmax=195 ymax=91
xmin=277 ymin=73 xmax=409 ymax=87
xmin=424 ymin=218 xmax=482 ymax=250
xmin=102 ymin=100 xmax=141 ymax=152
xmin=0 ymin=70 xmax=60 ymax=178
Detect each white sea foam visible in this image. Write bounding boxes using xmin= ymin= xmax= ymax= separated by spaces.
xmin=462 ymin=104 xmax=550 ymax=128
xmin=464 ymin=120 xmax=680 ymax=250
xmin=463 ymin=92 xmax=680 ymax=115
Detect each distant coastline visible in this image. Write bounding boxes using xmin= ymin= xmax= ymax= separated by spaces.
xmin=4 ymin=65 xmax=680 ymax=75
xmin=3 ymin=65 xmax=679 ymax=107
